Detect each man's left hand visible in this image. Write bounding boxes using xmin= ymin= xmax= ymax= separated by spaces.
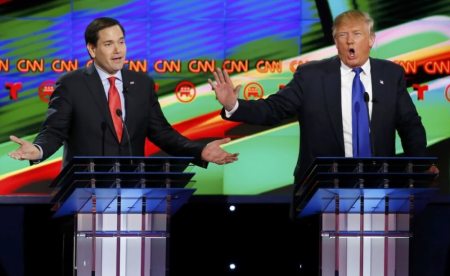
xmin=201 ymin=138 xmax=239 ymax=165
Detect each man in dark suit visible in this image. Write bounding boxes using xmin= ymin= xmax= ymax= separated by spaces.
xmin=9 ymin=17 xmax=238 ymax=167
xmin=209 ymin=10 xmax=432 ymax=182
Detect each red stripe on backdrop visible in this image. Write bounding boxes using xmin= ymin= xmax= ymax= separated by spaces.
xmin=0 ymin=159 xmax=62 ymax=194
xmin=145 ymin=110 xmax=241 ymax=155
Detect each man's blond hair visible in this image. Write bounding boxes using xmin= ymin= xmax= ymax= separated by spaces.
xmin=332 ymin=10 xmax=374 ymax=38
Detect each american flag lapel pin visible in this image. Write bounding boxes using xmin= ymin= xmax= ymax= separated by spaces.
xmin=380 ymin=80 xmax=384 ymax=85
xmin=130 ymin=81 xmax=135 ymax=85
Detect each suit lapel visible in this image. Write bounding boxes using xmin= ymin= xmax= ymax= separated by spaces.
xmin=369 ymin=58 xmax=385 ymax=154
xmin=323 ymin=57 xmax=345 ymax=152
xmin=121 ymin=69 xmax=136 ymax=143
xmin=84 ymin=65 xmax=119 ymax=141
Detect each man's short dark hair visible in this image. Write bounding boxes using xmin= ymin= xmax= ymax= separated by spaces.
xmin=84 ymin=17 xmax=125 ymax=46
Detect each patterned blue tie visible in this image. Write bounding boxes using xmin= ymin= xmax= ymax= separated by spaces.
xmin=352 ymin=67 xmax=371 ymax=157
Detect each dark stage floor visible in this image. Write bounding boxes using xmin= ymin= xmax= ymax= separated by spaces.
xmin=1 ymin=195 xmax=449 ymax=276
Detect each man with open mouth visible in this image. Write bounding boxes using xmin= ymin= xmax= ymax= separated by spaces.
xmin=209 ymin=9 xmax=436 ymax=194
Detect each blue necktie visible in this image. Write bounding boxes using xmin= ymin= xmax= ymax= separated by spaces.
xmin=352 ymin=67 xmax=371 ymax=157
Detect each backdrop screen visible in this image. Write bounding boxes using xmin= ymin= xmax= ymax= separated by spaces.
xmin=0 ymin=0 xmax=449 ymax=197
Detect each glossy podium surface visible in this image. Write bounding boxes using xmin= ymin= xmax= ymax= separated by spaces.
xmin=293 ymin=157 xmax=438 ymax=276
xmin=294 ymin=157 xmax=438 ymax=218
xmin=51 ymin=156 xmax=196 ymax=276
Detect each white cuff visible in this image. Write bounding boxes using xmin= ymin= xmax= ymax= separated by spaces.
xmin=33 ymin=144 xmax=44 ymax=160
xmin=224 ymin=101 xmax=239 ymax=118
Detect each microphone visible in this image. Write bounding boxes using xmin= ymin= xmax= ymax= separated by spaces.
xmin=364 ymin=92 xmax=375 ymax=156
xmin=364 ymin=92 xmax=371 ymax=104
xmin=115 ymin=109 xmax=133 ymax=159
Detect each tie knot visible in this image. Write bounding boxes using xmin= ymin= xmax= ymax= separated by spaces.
xmin=108 ymin=76 xmax=116 ymax=85
xmin=353 ymin=67 xmax=363 ymax=76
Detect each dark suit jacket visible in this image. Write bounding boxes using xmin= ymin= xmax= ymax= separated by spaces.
xmin=223 ymin=56 xmax=427 ymax=181
xmin=34 ymin=65 xmax=206 ymax=167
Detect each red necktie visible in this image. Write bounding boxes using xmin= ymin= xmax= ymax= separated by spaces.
xmin=108 ymin=77 xmax=123 ymax=142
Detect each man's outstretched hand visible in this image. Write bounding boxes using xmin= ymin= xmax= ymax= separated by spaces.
xmin=201 ymin=137 xmax=238 ymax=165
xmin=8 ymin=135 xmax=41 ymax=161
xmin=208 ymin=68 xmax=241 ymax=112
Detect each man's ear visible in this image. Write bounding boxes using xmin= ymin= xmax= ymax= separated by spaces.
xmin=86 ymin=43 xmax=96 ymax=59
xmin=369 ymin=34 xmax=375 ymax=49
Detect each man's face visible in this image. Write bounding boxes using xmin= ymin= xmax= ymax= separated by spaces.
xmin=87 ymin=25 xmax=126 ymax=74
xmin=334 ymin=19 xmax=374 ymax=68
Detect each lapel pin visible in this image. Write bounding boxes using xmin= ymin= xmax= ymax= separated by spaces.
xmin=130 ymin=81 xmax=135 ymax=85
xmin=380 ymin=80 xmax=384 ymax=85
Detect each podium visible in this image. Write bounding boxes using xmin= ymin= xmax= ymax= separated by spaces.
xmin=293 ymin=157 xmax=438 ymax=276
xmin=50 ymin=156 xmax=196 ymax=276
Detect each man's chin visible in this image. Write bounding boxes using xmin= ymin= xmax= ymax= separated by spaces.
xmin=343 ymin=58 xmax=361 ymax=68
xmin=111 ymin=65 xmax=124 ymax=72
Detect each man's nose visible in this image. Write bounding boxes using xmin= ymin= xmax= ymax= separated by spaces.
xmin=113 ymin=43 xmax=121 ymax=52
xmin=347 ymin=35 xmax=355 ymax=44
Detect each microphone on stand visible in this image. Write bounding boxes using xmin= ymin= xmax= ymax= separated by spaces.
xmin=123 ymin=85 xmax=129 ymax=94
xmin=115 ymin=109 xmax=133 ymax=159
xmin=364 ymin=92 xmax=375 ymax=156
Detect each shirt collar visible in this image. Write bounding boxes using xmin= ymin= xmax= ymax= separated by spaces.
xmin=94 ymin=63 xmax=123 ymax=83
xmin=340 ymin=58 xmax=371 ymax=76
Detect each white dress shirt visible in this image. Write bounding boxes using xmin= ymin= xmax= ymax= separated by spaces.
xmin=340 ymin=59 xmax=372 ymax=157
xmin=225 ymin=58 xmax=373 ymax=157
xmin=95 ymin=63 xmax=126 ymax=120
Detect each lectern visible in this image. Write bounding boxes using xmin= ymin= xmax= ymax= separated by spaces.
xmin=50 ymin=156 xmax=196 ymax=276
xmin=293 ymin=157 xmax=438 ymax=276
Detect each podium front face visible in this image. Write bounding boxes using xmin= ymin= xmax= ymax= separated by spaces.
xmin=319 ymin=194 xmax=412 ymax=276
xmin=76 ymin=211 xmax=168 ymax=276
xmin=293 ymin=157 xmax=438 ymax=276
xmin=50 ymin=156 xmax=196 ymax=276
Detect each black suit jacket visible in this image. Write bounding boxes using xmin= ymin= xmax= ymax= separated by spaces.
xmin=34 ymin=65 xmax=206 ymax=167
xmin=224 ymin=56 xmax=426 ymax=181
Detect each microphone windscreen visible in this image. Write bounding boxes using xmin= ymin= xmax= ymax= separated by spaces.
xmin=364 ymin=92 xmax=370 ymax=103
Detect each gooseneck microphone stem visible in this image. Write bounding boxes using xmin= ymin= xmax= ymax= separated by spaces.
xmin=364 ymin=92 xmax=375 ymax=156
xmin=115 ymin=109 xmax=133 ymax=160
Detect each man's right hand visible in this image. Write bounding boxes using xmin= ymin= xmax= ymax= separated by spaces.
xmin=208 ymin=68 xmax=241 ymax=111
xmin=9 ymin=135 xmax=41 ymax=161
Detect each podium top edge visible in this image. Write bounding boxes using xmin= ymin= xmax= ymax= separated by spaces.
xmin=49 ymin=156 xmax=196 ymax=188
xmin=313 ymin=157 xmax=438 ymax=163
xmin=66 ymin=156 xmax=195 ymax=166
xmin=72 ymin=156 xmax=194 ymax=160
